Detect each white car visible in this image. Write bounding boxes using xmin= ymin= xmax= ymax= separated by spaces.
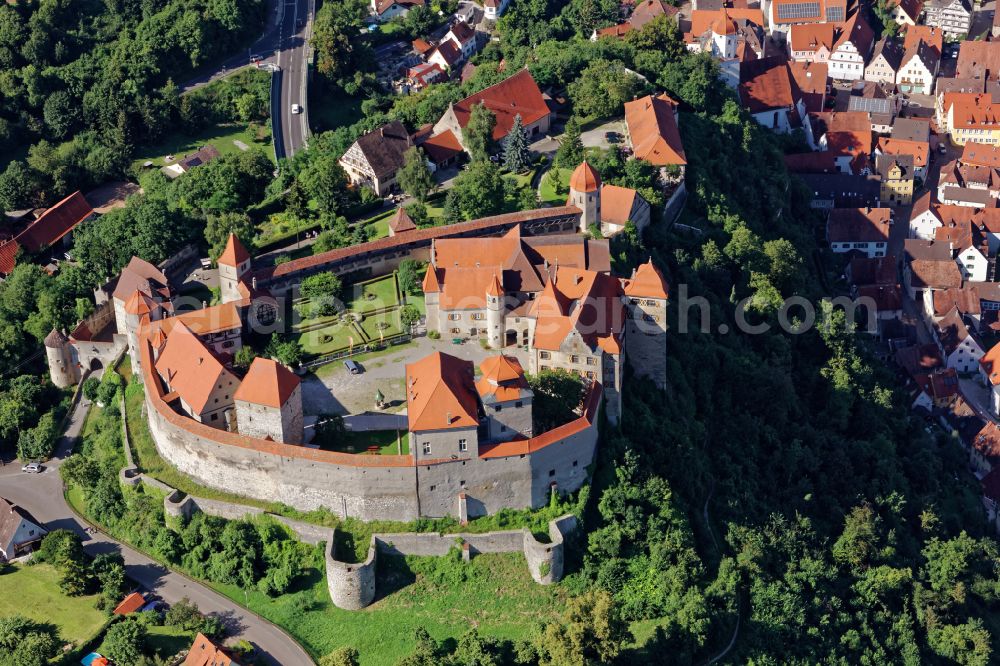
xmin=291 ymin=104 xmax=303 ymax=114
xmin=21 ymin=461 xmax=42 ymax=473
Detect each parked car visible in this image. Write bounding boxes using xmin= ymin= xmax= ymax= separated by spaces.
xmin=344 ymin=359 xmax=363 ymax=375
xmin=291 ymin=103 xmax=303 ymax=114
xmin=21 ymin=461 xmax=42 ymax=473
xmin=249 ymin=54 xmax=263 ymax=63
xmin=605 ymin=131 xmax=619 ymax=143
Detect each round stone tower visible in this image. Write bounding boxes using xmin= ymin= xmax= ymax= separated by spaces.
xmin=45 ymin=328 xmax=78 ymax=388
xmin=486 ymin=272 xmax=504 ymax=349
xmin=568 ymin=161 xmax=601 ymax=233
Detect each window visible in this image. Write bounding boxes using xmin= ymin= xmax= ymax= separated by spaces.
xmin=494 ymin=405 xmax=502 ymax=412
xmin=548 ymin=469 xmax=556 ymax=477
xmin=539 ymin=351 xmax=550 ymax=359
xmin=450 ymin=328 xmax=460 ymax=334
xmin=448 ymin=313 xmax=460 ymax=321
xmin=472 ymin=313 xmax=485 ymax=320
xmin=571 ymin=355 xmax=580 ymax=364
xmin=211 ymin=414 xmax=218 ymax=421
xmin=223 ymin=341 xmax=235 ymax=348
xmin=458 ymin=439 xmax=467 ymax=452
xmin=586 ymin=357 xmax=596 ymax=366
xmin=422 ymin=442 xmax=431 ymax=455
xmin=500 ymin=424 xmax=507 ymax=432
xmin=572 ymin=460 xmax=578 ymax=467
xmin=586 ymin=371 xmax=595 ymax=379
xmin=515 ymin=401 xmax=523 ymax=408
xmin=429 ymin=485 xmax=436 ymax=492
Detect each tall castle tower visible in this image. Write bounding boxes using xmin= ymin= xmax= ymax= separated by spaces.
xmin=218 ymin=234 xmax=251 ymax=304
xmin=122 ymin=291 xmax=163 ymax=372
xmin=568 ymin=161 xmax=601 ymax=233
xmin=623 ymin=260 xmax=670 ymax=389
xmin=486 ymin=272 xmax=504 ymax=349
xmin=45 ymin=329 xmax=79 ymax=388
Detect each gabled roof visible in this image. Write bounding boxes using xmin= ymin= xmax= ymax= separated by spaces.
xmin=870 ymin=37 xmax=904 ymax=70
xmin=234 ymin=358 xmax=300 ymax=408
xmin=739 ymin=57 xmax=798 ymax=114
xmin=961 ymin=142 xmax=1000 ymax=168
xmin=405 ymin=352 xmax=479 ymax=431
xmin=147 ymin=302 xmax=242 ymax=337
xmin=903 ymin=25 xmax=942 ymax=57
xmin=933 ymin=287 xmax=981 ymax=317
xmin=629 ymin=0 xmax=678 ymax=29
xmin=422 ymin=266 xmax=441 ymax=292
xmin=890 ymin=117 xmax=930 ymax=143
xmin=112 ymin=256 xmax=171 ymax=302
xmin=893 ymin=0 xmax=924 ymax=23
xmin=449 ymin=70 xmax=550 ymax=142
xmin=909 ymin=258 xmax=963 ymax=290
xmin=124 ymin=290 xmax=159 ymax=316
xmin=569 ymin=161 xmax=601 ymax=193
xmin=624 ymin=260 xmax=669 ymax=299
xmin=430 ymin=39 xmax=462 ymax=67
xmin=826 ymin=207 xmax=892 ymax=243
xmin=624 ymin=94 xmax=687 ymax=166
xmin=113 ymin=592 xmax=146 ymax=615
xmin=0 ymin=191 xmax=94 ymax=274
xmin=0 ymin=497 xmax=45 ymax=556
xmin=154 ymin=322 xmax=236 ymax=415
xmin=421 ymin=129 xmax=464 ymax=164
xmin=218 ymin=234 xmax=250 ymax=268
xmin=971 ymin=420 xmax=1000 ymax=461
xmin=833 ymin=11 xmax=874 ymax=53
xmin=177 ymin=145 xmax=220 ymax=171
xmin=877 ymin=137 xmax=929 ymax=168
xmin=446 ymin=20 xmax=476 ymax=45
xmin=183 ymin=633 xmax=240 ymax=666
xmin=690 ymin=8 xmax=765 ymax=38
xmin=348 ymin=121 xmax=413 ymax=178
xmin=936 ymin=307 xmax=976 ymax=355
xmin=875 ymin=153 xmax=914 ymax=179
xmin=847 ymin=255 xmax=897 ymax=286
xmin=956 ymin=40 xmax=1000 ymax=81
xmin=943 ymin=93 xmax=1000 ymax=130
xmin=790 ymin=22 xmax=836 ymax=51
xmin=600 ymin=184 xmax=644 ymax=227
xmin=895 ymin=343 xmax=943 ymax=376
xmin=901 ymin=38 xmax=940 ymax=74
xmin=529 ymin=267 xmax=625 ymax=352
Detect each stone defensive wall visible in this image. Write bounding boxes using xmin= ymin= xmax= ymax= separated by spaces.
xmin=325 ymin=515 xmax=579 ymax=610
xmin=254 ymin=206 xmax=583 ymax=294
xmin=138 ymin=325 xmax=602 ymax=521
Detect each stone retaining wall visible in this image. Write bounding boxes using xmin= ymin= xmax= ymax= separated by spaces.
xmin=324 ymin=514 xmax=578 ymax=609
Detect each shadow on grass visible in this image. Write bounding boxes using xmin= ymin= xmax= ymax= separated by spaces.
xmin=374 ymin=554 xmax=417 ymax=602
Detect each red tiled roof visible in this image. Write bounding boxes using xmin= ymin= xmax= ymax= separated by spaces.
xmin=877 ymin=137 xmax=929 ymax=169
xmin=826 ymin=207 xmax=892 ymax=243
xmin=623 ymin=260 xmax=669 ymax=299
xmin=259 ymin=207 xmax=582 ymax=281
xmin=961 ymin=142 xmax=1000 ymax=168
xmin=0 ymin=192 xmax=93 ymax=274
xmin=933 ymin=287 xmax=981 ymax=317
xmin=234 ymin=358 xmax=300 ymax=408
xmin=421 ymin=129 xmax=464 ymax=164
xmin=406 ymin=352 xmax=479 ymax=431
xmin=183 ymin=633 xmax=239 ymax=666
xmin=450 ymin=69 xmax=550 ymax=142
xmin=389 ymin=207 xmax=417 ymax=234
xmin=790 ymin=22 xmax=836 ymax=51
xmin=569 ymin=161 xmax=601 ymax=193
xmin=624 ymin=94 xmax=686 ymax=166
xmin=909 ymin=259 xmax=963 ymax=290
xmin=113 ymin=592 xmax=146 ymax=615
xmin=480 ymin=383 xmax=602 ymax=457
xmin=155 ymin=322 xmax=237 ymax=414
xmin=857 ymin=283 xmax=902 ymax=312
xmin=476 ymin=355 xmax=529 ymax=402
xmin=218 ymin=234 xmax=250 ymax=268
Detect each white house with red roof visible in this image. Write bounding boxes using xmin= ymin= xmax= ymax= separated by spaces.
xmin=826 ymin=207 xmax=893 ymax=258
xmin=483 ymin=0 xmax=509 ymax=20
xmin=828 ymin=11 xmax=875 ymax=82
xmin=430 ymin=70 xmax=552 ymax=157
xmin=371 ymin=0 xmax=423 ymax=21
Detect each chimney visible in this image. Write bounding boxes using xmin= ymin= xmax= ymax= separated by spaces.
xmin=446 ymin=411 xmax=452 ymax=423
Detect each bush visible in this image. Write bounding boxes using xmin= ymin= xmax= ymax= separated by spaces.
xmin=82 ymin=377 xmax=101 ymax=401
xmin=428 ymin=330 xmax=440 ymax=340
xmin=96 ymin=370 xmax=124 ymax=406
xmin=17 ymin=412 xmax=59 ymax=461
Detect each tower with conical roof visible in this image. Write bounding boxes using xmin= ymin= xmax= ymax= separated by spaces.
xmin=623 ymin=260 xmax=670 ymax=389
xmin=218 ymin=234 xmax=251 ymax=304
xmin=45 ymin=329 xmax=79 ymax=388
xmin=486 ymin=272 xmax=504 ymax=349
xmin=568 ymin=161 xmax=601 ymax=233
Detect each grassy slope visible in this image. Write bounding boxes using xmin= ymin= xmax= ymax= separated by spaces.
xmin=209 ymin=552 xmax=565 ymax=665
xmin=131 ymin=123 xmax=273 ymax=170
xmin=0 ymin=564 xmax=107 ymax=647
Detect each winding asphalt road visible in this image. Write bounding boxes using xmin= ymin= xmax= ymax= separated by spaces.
xmin=0 ymin=398 xmax=314 ymax=666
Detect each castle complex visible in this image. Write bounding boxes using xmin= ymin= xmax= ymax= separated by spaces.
xmin=45 ymin=165 xmax=670 ymax=523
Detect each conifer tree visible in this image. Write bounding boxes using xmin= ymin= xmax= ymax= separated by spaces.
xmin=502 ymin=114 xmax=531 ymax=173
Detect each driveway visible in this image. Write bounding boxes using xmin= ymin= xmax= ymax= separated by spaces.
xmin=0 ymin=397 xmax=314 ymax=666
xmin=300 ymin=335 xmax=534 ymax=417
xmin=580 ymin=119 xmax=626 ymax=150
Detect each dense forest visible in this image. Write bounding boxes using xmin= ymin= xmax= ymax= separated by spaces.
xmin=0 ymin=0 xmax=266 ymax=209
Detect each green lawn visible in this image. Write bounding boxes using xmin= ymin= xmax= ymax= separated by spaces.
xmin=319 ymin=428 xmax=408 ymax=456
xmin=296 ymin=320 xmax=365 ymax=355
xmin=209 ymin=552 xmax=566 ymax=665
xmin=539 ymin=168 xmax=570 ymax=205
xmin=359 ymin=309 xmax=403 ymax=341
xmin=142 ymin=625 xmax=196 ymax=660
xmin=351 ymin=275 xmax=400 ymax=312
xmin=131 ymin=122 xmax=273 ymax=170
xmin=0 ymin=564 xmax=108 ymax=648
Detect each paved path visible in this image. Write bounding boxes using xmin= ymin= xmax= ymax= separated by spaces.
xmin=0 ymin=397 xmax=315 ymax=666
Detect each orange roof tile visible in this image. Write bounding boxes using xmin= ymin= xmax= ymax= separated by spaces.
xmin=113 ymin=592 xmax=145 ymax=615
xmin=405 ymin=352 xmax=479 ymax=431
xmin=961 ymin=142 xmax=1000 ymax=168
xmin=450 ymin=70 xmax=550 ymax=142
xmin=624 ymin=260 xmax=669 ymax=299
xmin=690 ymin=8 xmax=764 ymax=36
xmin=790 ymin=22 xmax=836 ymax=51
xmin=980 ymin=343 xmax=1000 ymax=385
xmin=480 ymin=383 xmax=602 ymax=458
xmin=218 ymin=234 xmax=250 ymax=268
xmin=530 ymin=267 xmax=625 ymax=352
xmin=439 ymin=267 xmax=503 ymax=310
xmin=826 ymin=207 xmax=892 ymax=243
xmin=624 ymin=94 xmax=686 ymax=166
xmin=600 ymin=185 xmax=640 ymax=227
xmin=422 ymin=129 xmax=464 ymax=164
xmin=944 ymin=93 xmax=1000 ymax=131
xmin=17 ymin=191 xmax=93 ymax=254
xmin=183 ymin=633 xmax=239 ymax=666
xmin=903 ymin=24 xmax=942 ymax=57
xmin=124 ymin=290 xmax=158 ymax=316
xmin=171 ymin=302 xmax=243 ymax=336
xmin=476 ymin=355 xmax=529 ymax=401
xmin=486 ymin=272 xmax=503 ymax=297
xmin=422 ymin=266 xmax=441 ymax=292
xmin=155 ymin=322 xmax=237 ymax=415
xmin=234 ymin=358 xmax=300 ymax=408
xmin=877 ymin=137 xmax=929 ymax=169
xmin=569 ymin=161 xmax=601 ymax=193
